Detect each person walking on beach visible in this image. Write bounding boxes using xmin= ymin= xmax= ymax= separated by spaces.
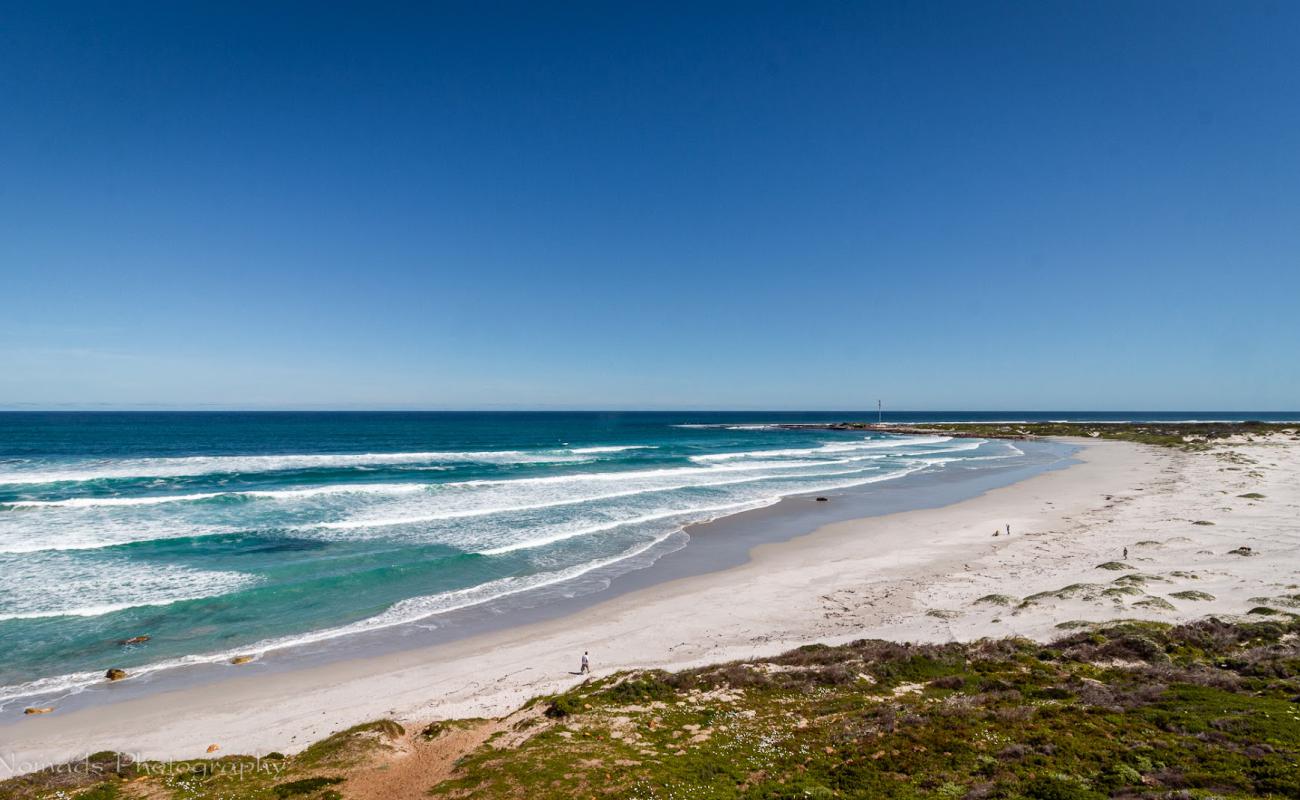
xmin=580 ymin=651 xmax=590 ymax=675
xmin=1123 ymin=547 xmax=1128 ymax=560
xmin=1005 ymin=524 xmax=1011 ymax=537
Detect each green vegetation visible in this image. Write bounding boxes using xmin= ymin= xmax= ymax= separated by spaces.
xmin=4 ymin=619 xmax=1299 ymax=800
xmin=426 ymin=617 xmax=1300 ymax=799
xmin=1169 ymin=590 xmax=1216 ymax=601
xmin=297 ymin=719 xmax=404 ymax=768
xmin=824 ymin=421 xmax=1297 ymax=450
xmin=1132 ymin=596 xmax=1176 ymax=612
xmin=271 ymin=776 xmax=344 ymax=797
xmin=1238 ymin=493 xmax=1266 ymax=499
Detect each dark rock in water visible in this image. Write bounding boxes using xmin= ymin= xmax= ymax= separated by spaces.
xmin=118 ymin=635 xmax=150 ymax=646
xmin=815 ymin=497 xmax=828 ymax=502
xmin=105 ymin=668 xmax=128 ymax=681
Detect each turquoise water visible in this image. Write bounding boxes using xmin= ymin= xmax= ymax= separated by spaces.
xmin=0 ymin=411 xmax=1293 ymax=707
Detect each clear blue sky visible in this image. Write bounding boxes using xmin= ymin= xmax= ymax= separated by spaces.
xmin=2 ymin=1 xmax=1297 ymax=410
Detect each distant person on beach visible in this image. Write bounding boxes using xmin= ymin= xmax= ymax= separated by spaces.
xmin=1005 ymin=524 xmax=1011 ymax=536
xmin=580 ymin=651 xmax=590 ymax=675
xmin=1123 ymin=547 xmax=1128 ymax=560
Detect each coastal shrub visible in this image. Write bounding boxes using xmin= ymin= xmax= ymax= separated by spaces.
xmin=421 ymin=721 xmax=448 ymax=739
xmin=1238 ymin=492 xmax=1265 ymax=499
xmin=272 ymin=776 xmax=344 ymax=797
xmin=297 ymin=720 xmax=404 ymax=766
xmin=1096 ymin=561 xmax=1132 ymax=570
xmin=1023 ymin=774 xmax=1103 ymax=800
xmin=1169 ymin=590 xmax=1215 ymax=601
xmin=70 ymin=784 xmax=121 ymax=800
xmin=1102 ymin=586 xmax=1141 ymax=598
xmin=13 ymin=616 xmax=1300 ymax=800
xmin=1129 ymin=574 xmax=1170 ymax=586
xmin=543 ymin=694 xmax=582 ymax=718
xmin=974 ymin=594 xmax=1014 ymax=606
xmin=1250 ymin=761 xmax=1300 ymax=798
xmin=602 ymin=673 xmax=675 ymax=704
xmin=1086 ymin=633 xmax=1169 ymax=664
xmin=1054 ymin=620 xmax=1093 ymax=630
xmin=1134 ymin=597 xmax=1176 ymax=612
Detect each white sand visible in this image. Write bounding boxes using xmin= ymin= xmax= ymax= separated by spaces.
xmin=4 ymin=433 xmax=1298 ymax=774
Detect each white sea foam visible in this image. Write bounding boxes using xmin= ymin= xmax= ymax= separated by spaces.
xmin=477 ymin=500 xmax=760 ymax=555
xmin=907 ymin=440 xmax=986 ymax=457
xmin=688 ymin=435 xmax=950 ymax=463
xmin=0 ymin=530 xmax=687 ymax=708
xmin=0 ymin=448 xmax=622 ymax=486
xmin=4 ymin=492 xmax=231 ymax=509
xmin=1 ymin=481 xmax=432 ymax=509
xmin=360 ymin=462 xmax=930 ymax=553
xmin=0 ymin=557 xmax=257 ymax=621
xmin=0 ymin=461 xmax=873 ymax=553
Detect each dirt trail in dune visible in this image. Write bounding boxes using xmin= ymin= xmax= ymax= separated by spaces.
xmin=341 ymin=706 xmax=549 ymax=800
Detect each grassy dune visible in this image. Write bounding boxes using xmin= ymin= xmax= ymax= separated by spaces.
xmin=4 ymin=617 xmax=1298 ymax=800
xmin=843 ymin=421 xmax=1300 ymax=450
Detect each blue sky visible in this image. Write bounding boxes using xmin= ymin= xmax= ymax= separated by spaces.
xmin=2 ymin=1 xmax=1297 ymax=410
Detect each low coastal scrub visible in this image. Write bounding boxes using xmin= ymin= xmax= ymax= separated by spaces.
xmin=826 ymin=421 xmax=1298 ymax=450
xmin=6 ymin=618 xmax=1299 ymax=800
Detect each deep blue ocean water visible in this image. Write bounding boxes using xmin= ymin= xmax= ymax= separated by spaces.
xmin=1 ymin=410 xmax=1295 ymax=706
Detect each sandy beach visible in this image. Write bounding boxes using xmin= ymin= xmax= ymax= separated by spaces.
xmin=4 ymin=433 xmax=1298 ymax=775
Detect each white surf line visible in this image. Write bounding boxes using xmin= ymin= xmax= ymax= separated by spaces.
xmin=310 ymin=463 xmax=886 ymax=531
xmin=0 ymin=529 xmax=688 ymax=709
xmin=688 ymin=435 xmax=951 ymax=462
xmin=0 ymin=466 xmax=887 ymax=553
xmin=0 ymin=482 xmax=433 ymax=509
xmin=473 ymin=461 xmax=938 ymax=556
xmin=0 ymin=457 xmax=836 ymax=511
xmin=0 ymin=447 xmax=635 ymax=486
xmin=477 ymin=500 xmax=761 ymax=555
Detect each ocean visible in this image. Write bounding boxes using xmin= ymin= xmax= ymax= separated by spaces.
xmin=0 ymin=410 xmax=1295 ymax=710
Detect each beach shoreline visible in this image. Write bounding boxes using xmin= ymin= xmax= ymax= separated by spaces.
xmin=4 ymin=433 xmax=1298 ymax=776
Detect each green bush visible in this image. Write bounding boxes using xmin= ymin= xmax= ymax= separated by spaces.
xmin=272 ymin=776 xmax=344 ymax=797
xmin=544 ymin=694 xmax=582 ymax=719
xmin=1023 ymin=774 xmax=1103 ymax=800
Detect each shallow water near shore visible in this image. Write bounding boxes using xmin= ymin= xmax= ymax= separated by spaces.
xmin=0 ymin=411 xmax=1090 ymax=720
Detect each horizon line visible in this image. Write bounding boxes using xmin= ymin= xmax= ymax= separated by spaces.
xmin=1 ymin=407 xmax=1298 ymax=414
